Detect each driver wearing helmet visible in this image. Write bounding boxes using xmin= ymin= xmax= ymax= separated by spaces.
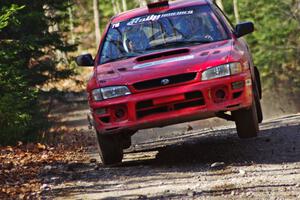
xmin=176 ymin=14 xmax=213 ymax=41
xmin=124 ymin=25 xmax=150 ymax=53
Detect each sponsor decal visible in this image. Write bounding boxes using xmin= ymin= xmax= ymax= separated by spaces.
xmin=126 ymin=10 xmax=194 ymax=26
xmin=133 ymin=55 xmax=195 ymax=69
xmin=112 ymin=23 xmax=120 ymax=29
xmin=245 ymin=79 xmax=252 ymax=86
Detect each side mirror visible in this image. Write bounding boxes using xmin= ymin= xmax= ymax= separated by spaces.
xmin=235 ymin=22 xmax=254 ymax=38
xmin=75 ymin=54 xmax=94 ymax=66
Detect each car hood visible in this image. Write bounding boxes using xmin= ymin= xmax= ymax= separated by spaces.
xmin=95 ymin=40 xmax=233 ymax=87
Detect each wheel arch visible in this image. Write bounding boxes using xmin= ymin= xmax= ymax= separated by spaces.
xmin=254 ymin=66 xmax=262 ymax=99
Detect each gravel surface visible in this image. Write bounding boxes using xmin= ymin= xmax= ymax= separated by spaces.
xmin=43 ymin=110 xmax=300 ymax=199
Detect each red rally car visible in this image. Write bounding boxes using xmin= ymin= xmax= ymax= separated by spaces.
xmin=76 ymin=0 xmax=263 ymax=165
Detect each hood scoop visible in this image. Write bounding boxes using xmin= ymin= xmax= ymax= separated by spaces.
xmin=136 ymin=48 xmax=190 ymax=62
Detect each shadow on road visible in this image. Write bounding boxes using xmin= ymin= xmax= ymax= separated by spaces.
xmin=121 ymin=120 xmax=300 ymax=167
xmin=43 ymin=114 xmax=300 ymax=199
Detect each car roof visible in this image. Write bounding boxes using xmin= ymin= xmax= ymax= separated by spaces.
xmin=111 ymin=0 xmax=211 ymax=23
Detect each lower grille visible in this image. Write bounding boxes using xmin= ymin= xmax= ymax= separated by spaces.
xmin=174 ymin=99 xmax=205 ymax=110
xmin=136 ymin=100 xmax=153 ymax=110
xmin=136 ymin=91 xmax=205 ymax=119
xmin=137 ymin=106 xmax=169 ymax=119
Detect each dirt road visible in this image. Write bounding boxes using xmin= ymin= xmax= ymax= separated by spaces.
xmin=44 ymin=103 xmax=300 ymax=200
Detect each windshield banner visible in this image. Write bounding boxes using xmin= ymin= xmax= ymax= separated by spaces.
xmin=126 ymin=10 xmax=194 ymax=26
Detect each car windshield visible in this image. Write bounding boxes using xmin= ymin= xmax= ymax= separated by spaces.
xmin=99 ymin=5 xmax=228 ymax=64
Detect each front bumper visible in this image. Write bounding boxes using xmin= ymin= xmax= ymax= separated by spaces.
xmin=90 ymin=71 xmax=253 ymax=134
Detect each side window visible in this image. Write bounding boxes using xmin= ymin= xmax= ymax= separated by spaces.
xmin=212 ymin=4 xmax=235 ymax=32
xmin=101 ymin=29 xmax=124 ymax=62
xmin=172 ymin=12 xmax=227 ymax=41
xmin=204 ymin=12 xmax=228 ymax=39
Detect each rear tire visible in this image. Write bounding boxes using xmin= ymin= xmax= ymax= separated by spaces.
xmin=232 ymin=97 xmax=259 ymax=139
xmin=96 ymin=132 xmax=123 ymax=165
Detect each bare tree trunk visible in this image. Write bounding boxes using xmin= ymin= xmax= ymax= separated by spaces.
xmin=137 ymin=0 xmax=147 ymax=7
xmin=116 ymin=0 xmax=121 ymax=13
xmin=214 ymin=0 xmax=224 ymax=11
xmin=68 ymin=6 xmax=75 ymax=44
xmin=46 ymin=6 xmax=68 ymax=62
xmin=233 ymin=0 xmax=240 ymax=24
xmin=122 ymin=0 xmax=127 ymax=11
xmin=111 ymin=0 xmax=117 ymax=15
xmin=111 ymin=0 xmax=121 ymax=14
xmin=93 ymin=0 xmax=101 ymax=47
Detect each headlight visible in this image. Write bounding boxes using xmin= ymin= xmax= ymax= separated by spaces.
xmin=202 ymin=62 xmax=243 ymax=81
xmin=92 ymin=86 xmax=131 ymax=101
xmin=92 ymin=88 xmax=103 ymax=101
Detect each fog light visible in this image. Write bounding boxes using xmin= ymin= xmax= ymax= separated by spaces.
xmin=231 ymin=81 xmax=245 ymax=90
xmin=215 ymin=89 xmax=226 ymax=99
xmin=212 ymin=86 xmax=228 ymax=103
xmin=95 ymin=108 xmax=106 ymax=115
xmin=115 ymin=108 xmax=125 ymax=119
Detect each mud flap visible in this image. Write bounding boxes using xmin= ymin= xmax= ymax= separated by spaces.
xmin=254 ymin=66 xmax=262 ymax=99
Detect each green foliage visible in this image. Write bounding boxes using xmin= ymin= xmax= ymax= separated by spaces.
xmin=0 ymin=1 xmax=76 ymax=145
xmin=72 ymin=0 xmax=139 ymax=50
xmin=99 ymin=0 xmax=138 ymax=31
xmin=0 ymin=4 xmax=23 ymax=29
xmin=1 ymin=0 xmax=77 ymax=87
xmin=0 ymin=6 xmax=40 ymax=144
xmin=224 ymin=0 xmax=300 ymax=96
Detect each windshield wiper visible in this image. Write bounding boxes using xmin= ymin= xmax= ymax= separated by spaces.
xmin=146 ymin=40 xmax=212 ymax=51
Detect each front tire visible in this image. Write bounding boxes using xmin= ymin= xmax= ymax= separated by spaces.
xmin=232 ymin=97 xmax=259 ymax=139
xmin=96 ymin=132 xmax=123 ymax=165
xmin=255 ymin=94 xmax=263 ymax=123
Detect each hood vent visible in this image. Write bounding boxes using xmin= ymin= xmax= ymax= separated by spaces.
xmin=136 ymin=49 xmax=189 ymax=62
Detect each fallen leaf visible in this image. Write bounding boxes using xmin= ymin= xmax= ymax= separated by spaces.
xmin=36 ymin=143 xmax=46 ymax=150
xmin=210 ymin=162 xmax=225 ymax=169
